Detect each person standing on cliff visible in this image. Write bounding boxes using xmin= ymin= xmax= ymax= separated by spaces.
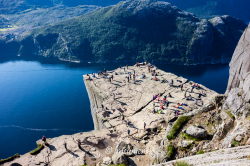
xmin=126 ymin=76 xmax=130 ymax=82
xmin=42 ymin=136 xmax=48 ymax=145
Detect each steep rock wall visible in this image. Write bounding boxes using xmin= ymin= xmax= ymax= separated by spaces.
xmin=224 ymin=25 xmax=250 ymax=117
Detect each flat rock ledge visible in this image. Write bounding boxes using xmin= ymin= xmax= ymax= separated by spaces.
xmin=4 ymin=64 xmax=218 ymax=166
xmin=154 ymin=145 xmax=250 ymax=166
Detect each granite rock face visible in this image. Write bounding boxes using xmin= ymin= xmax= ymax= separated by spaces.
xmin=224 ymin=25 xmax=250 ymax=118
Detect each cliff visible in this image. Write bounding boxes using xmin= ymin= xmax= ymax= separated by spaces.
xmin=3 ymin=63 xmax=219 ymax=166
xmin=0 ymin=0 xmax=246 ymax=64
xmin=224 ymin=25 xmax=250 ymax=118
xmin=3 ymin=60 xmax=250 ymax=165
xmin=2 ymin=25 xmax=250 ymax=166
xmin=153 ymin=25 xmax=250 ymax=166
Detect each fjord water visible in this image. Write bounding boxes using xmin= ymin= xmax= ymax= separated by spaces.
xmin=0 ymin=61 xmax=229 ymax=158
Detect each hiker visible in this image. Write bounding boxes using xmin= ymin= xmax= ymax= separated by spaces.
xmin=166 ymin=101 xmax=170 ymax=107
xmin=170 ymin=79 xmax=173 ymax=86
xmin=168 ymin=92 xmax=173 ymax=98
xmin=153 ymin=102 xmax=156 ymax=112
xmin=153 ymin=94 xmax=158 ymax=101
xmin=86 ymin=74 xmax=91 ymax=80
xmin=130 ymin=73 xmax=133 ymax=80
xmin=141 ymin=73 xmax=146 ymax=79
xmin=186 ymin=95 xmax=193 ymax=101
xmin=152 ymin=75 xmax=159 ymax=81
xmin=162 ymin=96 xmax=167 ymax=104
xmin=180 ymin=84 xmax=184 ymax=91
xmin=42 ymin=136 xmax=47 ymax=144
xmin=148 ymin=66 xmax=151 ymax=73
xmin=127 ymin=129 xmax=130 ymax=135
xmin=111 ymin=75 xmax=114 ymax=81
xmin=178 ymin=103 xmax=188 ymax=107
xmin=174 ymin=105 xmax=185 ymax=110
xmin=160 ymin=103 xmax=164 ymax=110
xmin=191 ymin=85 xmax=194 ymax=93
xmin=144 ymin=122 xmax=146 ymax=130
xmin=156 ymin=95 xmax=161 ymax=102
xmin=175 ymin=110 xmax=180 ymax=116
xmin=126 ymin=76 xmax=130 ymax=82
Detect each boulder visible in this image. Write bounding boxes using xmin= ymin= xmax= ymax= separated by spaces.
xmin=186 ymin=125 xmax=208 ymax=139
xmin=111 ymin=153 xmax=128 ymax=165
xmin=116 ymin=141 xmax=134 ymax=156
xmin=102 ymin=157 xmax=112 ymax=165
xmin=178 ymin=140 xmax=194 ymax=148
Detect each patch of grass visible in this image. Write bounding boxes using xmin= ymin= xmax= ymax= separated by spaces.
xmin=181 ymin=132 xmax=201 ymax=141
xmin=30 ymin=144 xmax=44 ymax=155
xmin=167 ymin=116 xmax=191 ymax=140
xmin=224 ymin=110 xmax=235 ymax=120
xmin=0 ymin=153 xmax=20 ymax=165
xmin=166 ymin=144 xmax=175 ymax=159
xmin=196 ymin=150 xmax=205 ymax=155
xmin=231 ymin=140 xmax=240 ymax=147
xmin=174 ymin=161 xmax=191 ymax=166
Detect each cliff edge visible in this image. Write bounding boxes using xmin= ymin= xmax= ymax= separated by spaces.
xmin=154 ymin=25 xmax=250 ymax=166
xmin=2 ymin=26 xmax=250 ymax=166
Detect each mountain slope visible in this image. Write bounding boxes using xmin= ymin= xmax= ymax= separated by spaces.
xmin=1 ymin=0 xmax=247 ymax=64
xmin=0 ymin=5 xmax=99 ymax=37
xmin=0 ymin=0 xmax=120 ymax=14
xmin=167 ymin=0 xmax=250 ymax=22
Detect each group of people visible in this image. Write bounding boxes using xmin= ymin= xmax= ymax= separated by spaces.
xmin=152 ymin=93 xmax=190 ymax=116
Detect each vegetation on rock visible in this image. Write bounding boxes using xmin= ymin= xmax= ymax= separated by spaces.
xmin=224 ymin=110 xmax=235 ymax=120
xmin=196 ymin=150 xmax=205 ymax=155
xmin=166 ymin=144 xmax=175 ymax=159
xmin=0 ymin=153 xmax=20 ymax=165
xmin=29 ymin=144 xmax=44 ymax=155
xmin=180 ymin=132 xmax=201 ymax=141
xmin=167 ymin=116 xmax=191 ymax=140
xmin=174 ymin=161 xmax=192 ymax=166
xmin=231 ymin=140 xmax=240 ymax=147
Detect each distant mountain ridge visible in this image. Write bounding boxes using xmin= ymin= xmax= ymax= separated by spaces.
xmin=164 ymin=0 xmax=250 ymax=22
xmin=0 ymin=0 xmax=120 ymax=14
xmin=0 ymin=0 xmax=246 ymax=65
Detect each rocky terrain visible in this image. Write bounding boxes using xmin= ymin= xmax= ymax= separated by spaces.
xmin=3 ymin=63 xmax=219 ymax=166
xmin=155 ymin=24 xmax=250 ymax=166
xmin=3 ymin=24 xmax=250 ymax=166
xmin=155 ymin=145 xmax=250 ymax=166
xmin=0 ymin=0 xmax=247 ymax=64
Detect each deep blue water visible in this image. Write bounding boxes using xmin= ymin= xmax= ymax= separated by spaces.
xmin=0 ymin=61 xmax=229 ymax=158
